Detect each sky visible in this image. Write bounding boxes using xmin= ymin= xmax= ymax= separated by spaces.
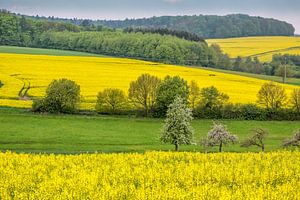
xmin=1 ymin=0 xmax=299 ymax=33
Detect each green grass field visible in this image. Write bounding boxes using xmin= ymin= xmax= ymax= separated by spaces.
xmin=0 ymin=108 xmax=299 ymax=154
xmin=0 ymin=46 xmax=106 ymax=57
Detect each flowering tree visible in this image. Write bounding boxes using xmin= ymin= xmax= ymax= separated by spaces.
xmin=161 ymin=96 xmax=194 ymax=151
xmin=202 ymin=122 xmax=238 ymax=152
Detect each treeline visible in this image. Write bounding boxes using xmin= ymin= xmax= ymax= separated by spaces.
xmin=32 ymin=75 xmax=300 ymax=121
xmin=98 ymin=14 xmax=295 ymax=38
xmin=123 ymin=27 xmax=205 ymax=42
xmin=208 ymin=45 xmax=300 ymax=79
xmin=36 ymin=31 xmax=213 ymax=65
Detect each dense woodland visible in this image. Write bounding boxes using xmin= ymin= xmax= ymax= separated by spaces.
xmin=98 ymin=14 xmax=295 ymax=38
xmin=28 ymin=13 xmax=295 ymax=38
xmin=1 ymin=10 xmax=299 ymax=79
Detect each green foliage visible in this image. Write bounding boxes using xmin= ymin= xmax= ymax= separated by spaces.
xmin=291 ymin=88 xmax=300 ymax=113
xmin=201 ymin=122 xmax=238 ymax=152
xmin=241 ymin=128 xmax=269 ymax=151
xmin=99 ymin=14 xmax=295 ymax=38
xmin=198 ymin=86 xmax=229 ymax=110
xmin=257 ymin=82 xmax=287 ymax=111
xmin=32 ymin=79 xmax=80 ymax=113
xmin=0 ymin=80 xmax=3 ymax=88
xmin=161 ymin=97 xmax=194 ymax=151
xmin=128 ymin=74 xmax=161 ymax=116
xmin=155 ymin=76 xmax=189 ymax=117
xmin=96 ymin=88 xmax=128 ymax=115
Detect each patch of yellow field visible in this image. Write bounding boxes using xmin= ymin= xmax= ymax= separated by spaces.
xmin=0 ymin=53 xmax=298 ymax=109
xmin=1 ymin=151 xmax=300 ymax=199
xmin=207 ymin=36 xmax=300 ymax=62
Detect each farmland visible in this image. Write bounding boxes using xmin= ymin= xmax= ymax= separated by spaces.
xmin=207 ymin=36 xmax=300 ymax=61
xmin=0 ymin=51 xmax=298 ymax=109
xmin=1 ymin=151 xmax=300 ymax=199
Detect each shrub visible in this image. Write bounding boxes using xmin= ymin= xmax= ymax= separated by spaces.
xmin=32 ymin=79 xmax=80 ymax=113
xmin=96 ymin=88 xmax=128 ymax=115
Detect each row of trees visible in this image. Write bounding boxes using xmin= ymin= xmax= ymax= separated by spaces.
xmin=32 ymin=75 xmax=300 ymax=121
xmin=161 ymin=97 xmax=300 ymax=151
xmin=123 ymin=27 xmax=205 ymax=42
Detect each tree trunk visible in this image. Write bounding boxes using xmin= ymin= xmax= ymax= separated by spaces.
xmin=219 ymin=141 xmax=222 ymax=152
xmin=175 ymin=141 xmax=179 ymax=151
xmin=261 ymin=144 xmax=265 ymax=152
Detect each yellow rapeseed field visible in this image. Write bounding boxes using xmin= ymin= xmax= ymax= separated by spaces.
xmin=0 ymin=151 xmax=299 ymax=199
xmin=207 ymin=36 xmax=300 ymax=62
xmin=0 ymin=53 xmax=298 ymax=109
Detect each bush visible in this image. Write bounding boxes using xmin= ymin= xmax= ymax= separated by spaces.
xmin=96 ymin=88 xmax=128 ymax=115
xmin=32 ymin=79 xmax=80 ymax=113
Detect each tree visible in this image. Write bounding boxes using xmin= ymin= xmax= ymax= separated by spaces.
xmin=199 ymin=86 xmax=229 ymax=110
xmin=189 ymin=80 xmax=201 ymax=110
xmin=155 ymin=76 xmax=189 ymax=117
xmin=161 ymin=97 xmax=194 ymax=151
xmin=283 ymin=129 xmax=300 ymax=147
xmin=257 ymin=82 xmax=287 ymax=111
xmin=241 ymin=128 xmax=268 ymax=151
xmin=96 ymin=88 xmax=127 ymax=114
xmin=32 ymin=79 xmax=80 ymax=113
xmin=291 ymin=88 xmax=300 ymax=113
xmin=275 ymin=64 xmax=295 ymax=83
xmin=201 ymin=122 xmax=238 ymax=152
xmin=128 ymin=74 xmax=161 ymax=116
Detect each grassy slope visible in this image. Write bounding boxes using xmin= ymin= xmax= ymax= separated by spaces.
xmin=0 ymin=108 xmax=299 ymax=154
xmin=0 ymin=46 xmax=107 ymax=57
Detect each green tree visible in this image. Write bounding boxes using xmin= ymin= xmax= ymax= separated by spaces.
xmin=291 ymin=88 xmax=300 ymax=113
xmin=199 ymin=86 xmax=229 ymax=110
xmin=189 ymin=80 xmax=201 ymax=110
xmin=128 ymin=74 xmax=161 ymax=116
xmin=201 ymin=122 xmax=238 ymax=152
xmin=257 ymin=82 xmax=287 ymax=111
xmin=32 ymin=79 xmax=80 ymax=113
xmin=241 ymin=128 xmax=268 ymax=152
xmin=96 ymin=88 xmax=127 ymax=114
xmin=155 ymin=76 xmax=189 ymax=117
xmin=161 ymin=97 xmax=194 ymax=151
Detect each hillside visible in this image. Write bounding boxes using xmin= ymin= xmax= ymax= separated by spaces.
xmin=207 ymin=36 xmax=300 ymax=61
xmin=0 ymin=52 xmax=298 ymax=109
xmin=97 ymin=14 xmax=295 ymax=38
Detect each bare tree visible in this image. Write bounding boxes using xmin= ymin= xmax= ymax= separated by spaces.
xmin=241 ymin=128 xmax=268 ymax=152
xmin=201 ymin=122 xmax=238 ymax=152
xmin=128 ymin=74 xmax=161 ymax=116
xmin=257 ymin=82 xmax=287 ymax=111
xmin=189 ymin=80 xmax=201 ymax=110
xmin=283 ymin=129 xmax=300 ymax=147
xmin=291 ymin=88 xmax=300 ymax=113
xmin=161 ymin=97 xmax=194 ymax=151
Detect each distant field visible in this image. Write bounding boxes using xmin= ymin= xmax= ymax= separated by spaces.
xmin=0 ymin=108 xmax=299 ymax=153
xmin=0 ymin=46 xmax=106 ymax=57
xmin=0 ymin=52 xmax=299 ymax=109
xmin=207 ymin=36 xmax=300 ymax=61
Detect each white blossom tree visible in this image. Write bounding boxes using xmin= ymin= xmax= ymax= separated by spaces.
xmin=161 ymin=96 xmax=194 ymax=151
xmin=201 ymin=122 xmax=238 ymax=152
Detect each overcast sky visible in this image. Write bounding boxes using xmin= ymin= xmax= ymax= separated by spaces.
xmin=1 ymin=0 xmax=299 ymax=33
